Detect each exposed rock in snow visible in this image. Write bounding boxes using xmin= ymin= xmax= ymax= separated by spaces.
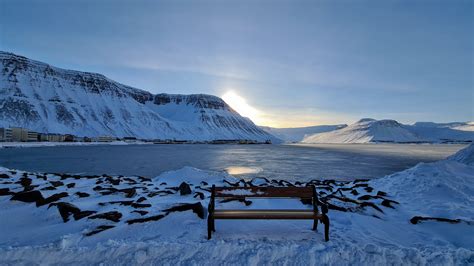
xmin=302 ymin=118 xmax=424 ymax=143
xmin=260 ymin=124 xmax=346 ymax=142
xmin=302 ymin=118 xmax=474 ymax=144
xmin=0 ymin=51 xmax=278 ymax=142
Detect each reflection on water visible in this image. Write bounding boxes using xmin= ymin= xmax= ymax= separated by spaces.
xmin=225 ymin=166 xmax=263 ymax=175
xmin=0 ymin=143 xmax=466 ymax=181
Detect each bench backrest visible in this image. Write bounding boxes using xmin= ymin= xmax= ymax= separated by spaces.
xmin=213 ymin=186 xmax=314 ymax=199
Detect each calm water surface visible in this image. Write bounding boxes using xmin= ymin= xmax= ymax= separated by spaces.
xmin=0 ymin=143 xmax=466 ymax=181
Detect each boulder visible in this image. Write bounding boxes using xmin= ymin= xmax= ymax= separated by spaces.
xmin=76 ymin=192 xmax=90 ymax=198
xmin=132 ymin=210 xmax=148 ymax=216
xmin=0 ymin=173 xmax=9 ymax=179
xmin=11 ymin=190 xmax=44 ymax=204
xmin=85 ymin=225 xmax=115 ymax=236
xmin=131 ymin=203 xmax=151 ymax=208
xmin=194 ymin=192 xmax=205 ymax=200
xmin=66 ymin=183 xmax=76 ymax=188
xmin=89 ymin=211 xmax=122 ymax=222
xmin=37 ymin=192 xmax=69 ymax=207
xmin=120 ymin=188 xmax=136 ymax=198
xmin=179 ymin=182 xmax=192 ymax=195
xmin=0 ymin=188 xmax=12 ymax=196
xmin=50 ymin=181 xmax=64 ymax=187
xmin=74 ymin=210 xmax=97 ymax=220
xmin=50 ymin=202 xmax=81 ymax=222
xmin=136 ymin=196 xmax=147 ymax=203
xmin=19 ymin=177 xmax=32 ymax=187
xmin=164 ymin=202 xmax=205 ymax=219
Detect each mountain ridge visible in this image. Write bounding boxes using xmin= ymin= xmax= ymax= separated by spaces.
xmin=302 ymin=118 xmax=474 ymax=143
xmin=0 ymin=51 xmax=278 ymax=142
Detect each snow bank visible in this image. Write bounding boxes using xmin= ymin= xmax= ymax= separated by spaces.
xmin=372 ymin=160 xmax=474 ymax=220
xmin=448 ymin=143 xmax=474 ymax=165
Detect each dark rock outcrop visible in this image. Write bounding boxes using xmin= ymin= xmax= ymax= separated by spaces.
xmin=85 ymin=225 xmax=115 ymax=236
xmin=11 ymin=190 xmax=44 ymax=204
xmin=179 ymin=182 xmax=192 ymax=195
xmin=164 ymin=202 xmax=205 ymax=219
xmin=37 ymin=192 xmax=69 ymax=206
xmin=89 ymin=211 xmax=122 ymax=222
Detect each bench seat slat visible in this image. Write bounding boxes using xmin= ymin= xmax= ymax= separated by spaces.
xmin=214 ymin=186 xmax=313 ymax=198
xmin=214 ymin=209 xmax=321 ymax=220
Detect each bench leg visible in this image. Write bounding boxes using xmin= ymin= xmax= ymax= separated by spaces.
xmin=322 ymin=214 xmax=330 ymax=241
xmin=207 ymin=216 xmax=212 ymax=240
xmin=313 ymin=218 xmax=318 ymax=231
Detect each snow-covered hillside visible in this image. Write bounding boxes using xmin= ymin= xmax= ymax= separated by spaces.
xmin=260 ymin=124 xmax=346 ymax=142
xmin=409 ymin=122 xmax=474 ymax=142
xmin=302 ymin=118 xmax=424 ymax=143
xmin=0 ymin=51 xmax=278 ymax=142
xmin=302 ymin=118 xmax=474 ymax=144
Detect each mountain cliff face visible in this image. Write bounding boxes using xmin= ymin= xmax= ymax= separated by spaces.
xmin=0 ymin=51 xmax=278 ymax=141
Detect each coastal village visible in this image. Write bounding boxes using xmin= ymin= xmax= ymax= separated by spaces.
xmin=0 ymin=127 xmax=271 ymax=144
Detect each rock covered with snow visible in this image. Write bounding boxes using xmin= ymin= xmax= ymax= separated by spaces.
xmin=0 ymin=51 xmax=278 ymax=142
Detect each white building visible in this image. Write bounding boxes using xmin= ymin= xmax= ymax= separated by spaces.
xmin=0 ymin=128 xmax=13 ymax=142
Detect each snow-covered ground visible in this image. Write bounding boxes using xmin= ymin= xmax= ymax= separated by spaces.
xmin=0 ymin=145 xmax=473 ymax=264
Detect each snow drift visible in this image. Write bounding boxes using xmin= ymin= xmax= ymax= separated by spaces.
xmin=0 ymin=51 xmax=278 ymax=142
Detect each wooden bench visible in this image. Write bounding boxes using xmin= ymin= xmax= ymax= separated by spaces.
xmin=207 ymin=185 xmax=330 ymax=241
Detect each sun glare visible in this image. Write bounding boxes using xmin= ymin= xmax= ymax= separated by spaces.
xmin=222 ymin=91 xmax=261 ymax=123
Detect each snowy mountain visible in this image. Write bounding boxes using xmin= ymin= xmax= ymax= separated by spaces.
xmin=0 ymin=51 xmax=278 ymax=142
xmin=302 ymin=118 xmax=474 ymax=144
xmin=302 ymin=118 xmax=425 ymax=143
xmin=408 ymin=122 xmax=474 ymax=142
xmin=260 ymin=124 xmax=346 ymax=142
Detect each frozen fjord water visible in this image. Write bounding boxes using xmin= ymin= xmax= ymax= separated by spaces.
xmin=0 ymin=143 xmax=466 ymax=181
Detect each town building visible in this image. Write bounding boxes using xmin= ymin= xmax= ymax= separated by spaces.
xmin=98 ymin=136 xmax=115 ymax=142
xmin=0 ymin=128 xmax=13 ymax=142
xmin=11 ymin=127 xmax=29 ymax=142
xmin=27 ymin=131 xmax=38 ymax=142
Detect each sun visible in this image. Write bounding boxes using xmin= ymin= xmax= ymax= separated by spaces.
xmin=222 ymin=91 xmax=261 ymax=123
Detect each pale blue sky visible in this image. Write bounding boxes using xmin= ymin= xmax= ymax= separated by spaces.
xmin=1 ymin=0 xmax=472 ymax=127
